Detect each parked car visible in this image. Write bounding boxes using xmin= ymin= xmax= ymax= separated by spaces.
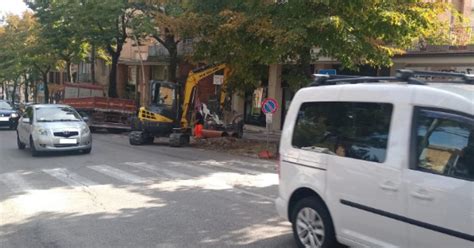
xmin=16 ymin=104 xmax=92 ymax=156
xmin=0 ymin=100 xmax=20 ymax=130
xmin=276 ymin=71 xmax=473 ymax=248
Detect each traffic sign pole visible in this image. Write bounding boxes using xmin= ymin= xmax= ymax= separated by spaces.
xmin=261 ymin=98 xmax=279 ymax=153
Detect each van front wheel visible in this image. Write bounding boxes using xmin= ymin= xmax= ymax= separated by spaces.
xmin=290 ymin=197 xmax=336 ymax=248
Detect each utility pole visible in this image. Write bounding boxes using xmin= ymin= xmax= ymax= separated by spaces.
xmin=132 ymin=35 xmax=146 ymax=107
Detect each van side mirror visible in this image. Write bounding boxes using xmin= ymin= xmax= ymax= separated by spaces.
xmin=82 ymin=116 xmax=89 ymax=122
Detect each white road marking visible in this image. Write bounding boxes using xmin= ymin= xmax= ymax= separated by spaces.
xmin=89 ymin=165 xmax=150 ymax=184
xmin=124 ymin=162 xmax=190 ymax=179
xmin=42 ymin=168 xmax=97 ymax=187
xmin=195 ymin=160 xmax=270 ymax=175
xmin=125 ymin=162 xmax=276 ymax=202
xmin=233 ymin=187 xmax=275 ymax=202
xmin=0 ymin=172 xmax=32 ymax=193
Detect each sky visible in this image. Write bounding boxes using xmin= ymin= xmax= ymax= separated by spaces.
xmin=0 ymin=0 xmax=29 ymax=19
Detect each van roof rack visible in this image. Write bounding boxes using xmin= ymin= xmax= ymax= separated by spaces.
xmin=396 ymin=70 xmax=474 ymax=84
xmin=309 ymin=70 xmax=474 ymax=87
xmin=309 ymin=74 xmax=424 ymax=86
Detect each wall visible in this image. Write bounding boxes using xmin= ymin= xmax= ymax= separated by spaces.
xmin=120 ymin=38 xmax=150 ymax=61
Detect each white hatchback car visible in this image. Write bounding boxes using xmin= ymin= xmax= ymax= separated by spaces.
xmin=17 ymin=104 xmax=92 ymax=156
xmin=276 ymin=71 xmax=473 ymax=248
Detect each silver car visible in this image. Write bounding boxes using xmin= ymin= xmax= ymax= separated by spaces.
xmin=16 ymin=104 xmax=92 ymax=156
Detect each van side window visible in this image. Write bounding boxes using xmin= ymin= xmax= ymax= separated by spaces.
xmin=413 ymin=108 xmax=473 ymax=181
xmin=292 ymin=102 xmax=393 ymax=163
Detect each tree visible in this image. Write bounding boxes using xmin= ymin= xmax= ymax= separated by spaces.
xmin=24 ymin=24 xmax=60 ymax=103
xmin=74 ymin=0 xmax=143 ymax=98
xmin=0 ymin=10 xmax=60 ymax=103
xmin=135 ymin=0 xmax=198 ymax=83
xmin=0 ymin=13 xmax=35 ymax=103
xmin=26 ymin=0 xmax=88 ymax=83
xmin=190 ymin=0 xmax=450 ymax=90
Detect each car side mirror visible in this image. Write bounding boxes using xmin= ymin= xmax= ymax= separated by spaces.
xmin=82 ymin=116 xmax=89 ymax=122
xmin=22 ymin=118 xmax=30 ymax=124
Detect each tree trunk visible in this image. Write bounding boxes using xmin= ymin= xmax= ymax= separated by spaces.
xmin=1 ymin=82 xmax=4 ymax=100
xmin=33 ymin=81 xmax=38 ymax=103
xmin=107 ymin=40 xmax=123 ymax=98
xmin=24 ymin=80 xmax=29 ymax=103
xmin=108 ymin=53 xmax=119 ymax=98
xmin=168 ymin=43 xmax=178 ymax=83
xmin=42 ymin=72 xmax=49 ymax=103
xmin=91 ymin=44 xmax=96 ymax=84
xmin=66 ymin=60 xmax=73 ymax=83
xmin=11 ymin=79 xmax=18 ymax=104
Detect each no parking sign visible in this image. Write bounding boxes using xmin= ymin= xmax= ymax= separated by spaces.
xmin=261 ymin=98 xmax=279 ymax=114
xmin=261 ymin=98 xmax=279 ymax=125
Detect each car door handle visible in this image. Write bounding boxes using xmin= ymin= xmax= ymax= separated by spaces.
xmin=411 ymin=189 xmax=433 ymax=201
xmin=379 ymin=181 xmax=399 ymax=192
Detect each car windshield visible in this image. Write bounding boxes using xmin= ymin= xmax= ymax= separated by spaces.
xmin=36 ymin=107 xmax=82 ymax=122
xmin=0 ymin=101 xmax=13 ymax=110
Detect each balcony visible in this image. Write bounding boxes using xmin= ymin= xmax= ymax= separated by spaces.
xmin=148 ymin=39 xmax=194 ymax=62
xmin=406 ymin=26 xmax=474 ymax=54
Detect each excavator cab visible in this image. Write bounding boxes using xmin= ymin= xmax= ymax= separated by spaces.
xmin=149 ymin=81 xmax=180 ymax=122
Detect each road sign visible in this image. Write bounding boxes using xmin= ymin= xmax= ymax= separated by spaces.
xmin=37 ymin=83 xmax=45 ymax=97
xmin=318 ymin=69 xmax=337 ymax=75
xmin=213 ymin=75 xmax=224 ymax=85
xmin=261 ymin=98 xmax=279 ymax=114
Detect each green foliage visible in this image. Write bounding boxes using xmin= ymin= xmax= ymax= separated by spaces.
xmin=27 ymin=0 xmax=88 ymax=82
xmin=135 ymin=0 xmax=200 ymax=82
xmin=189 ymin=0 xmax=451 ymax=90
xmin=0 ymin=11 xmax=60 ymax=103
xmin=73 ymin=0 xmax=146 ymax=97
xmin=1 ymin=0 xmax=461 ymax=99
xmin=0 ymin=13 xmax=33 ymax=97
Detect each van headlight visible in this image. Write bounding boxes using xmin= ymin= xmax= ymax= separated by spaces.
xmin=11 ymin=113 xmax=19 ymax=118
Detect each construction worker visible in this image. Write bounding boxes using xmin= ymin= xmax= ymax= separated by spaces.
xmin=194 ymin=107 xmax=204 ymax=138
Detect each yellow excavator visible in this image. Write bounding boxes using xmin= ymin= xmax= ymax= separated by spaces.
xmin=129 ymin=64 xmax=243 ymax=147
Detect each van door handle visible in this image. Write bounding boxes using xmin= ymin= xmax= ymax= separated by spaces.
xmin=379 ymin=181 xmax=399 ymax=192
xmin=411 ymin=189 xmax=433 ymax=201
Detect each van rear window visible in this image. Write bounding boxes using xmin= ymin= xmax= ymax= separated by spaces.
xmin=292 ymin=102 xmax=393 ymax=163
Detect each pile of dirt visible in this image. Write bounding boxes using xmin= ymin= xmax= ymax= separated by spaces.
xmin=191 ymin=137 xmax=279 ymax=159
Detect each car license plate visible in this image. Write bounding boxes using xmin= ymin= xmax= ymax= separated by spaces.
xmin=59 ymin=139 xmax=77 ymax=144
xmin=0 ymin=117 xmax=9 ymax=121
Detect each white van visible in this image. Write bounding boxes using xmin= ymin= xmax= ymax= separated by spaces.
xmin=275 ymin=71 xmax=473 ymax=248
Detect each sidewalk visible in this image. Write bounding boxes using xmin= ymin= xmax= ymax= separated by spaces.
xmin=243 ymin=129 xmax=281 ymax=143
xmin=192 ymin=126 xmax=281 ymax=160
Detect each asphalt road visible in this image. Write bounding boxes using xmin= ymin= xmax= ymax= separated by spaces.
xmin=0 ymin=128 xmax=294 ymax=248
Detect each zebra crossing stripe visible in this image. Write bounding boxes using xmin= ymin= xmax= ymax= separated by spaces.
xmin=89 ymin=165 xmax=150 ymax=184
xmin=124 ymin=162 xmax=191 ymax=179
xmin=43 ymin=168 xmax=97 ymax=187
xmin=0 ymin=172 xmax=32 ymax=193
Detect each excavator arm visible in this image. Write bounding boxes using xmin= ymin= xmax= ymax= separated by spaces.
xmin=180 ymin=64 xmax=230 ymax=128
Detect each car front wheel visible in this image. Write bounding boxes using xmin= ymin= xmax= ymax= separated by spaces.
xmin=30 ymin=137 xmax=40 ymax=157
xmin=291 ymin=197 xmax=336 ymax=248
xmin=17 ymin=133 xmax=25 ymax=150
